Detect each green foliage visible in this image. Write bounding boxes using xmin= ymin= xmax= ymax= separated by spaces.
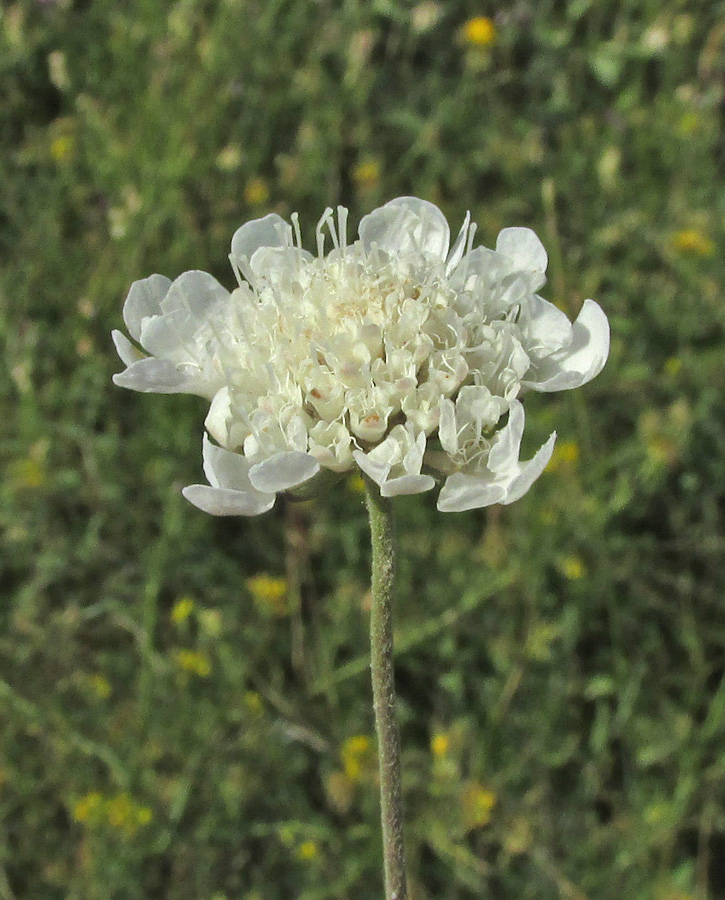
xmin=1 ymin=0 xmax=724 ymax=897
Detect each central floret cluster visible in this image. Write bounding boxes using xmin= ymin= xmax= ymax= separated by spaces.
xmin=113 ymin=197 xmax=609 ymax=514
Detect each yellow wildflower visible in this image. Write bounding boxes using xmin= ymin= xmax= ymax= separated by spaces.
xmin=72 ymin=792 xmax=103 ymax=824
xmin=174 ymin=649 xmax=212 ymax=677
xmin=247 ymin=574 xmax=288 ymax=616
xmin=9 ymin=458 xmax=46 ymax=489
xmin=50 ymin=134 xmax=74 ymax=163
xmin=341 ymin=735 xmax=375 ymax=782
xmin=671 ymin=229 xmax=714 ymax=256
xmin=462 ymin=16 xmax=496 ymax=47
xmin=559 ymin=555 xmax=587 ymax=580
xmin=430 ymin=732 xmax=450 ymax=758
xmin=352 ymin=159 xmax=381 ymax=189
xmin=87 ymin=673 xmax=112 ymax=700
xmin=462 ymin=782 xmax=497 ymax=830
xmin=548 ymin=440 xmax=580 ymax=472
xmin=106 ymin=792 xmax=134 ymax=830
xmin=106 ymin=792 xmax=153 ymax=836
xmin=171 ymin=596 xmax=195 ymax=625
xmin=677 ymin=112 xmax=699 ymax=135
xmin=296 ymin=840 xmax=319 ymax=862
xmin=243 ymin=690 xmax=264 ymax=715
xmin=244 ymin=177 xmax=270 ymax=207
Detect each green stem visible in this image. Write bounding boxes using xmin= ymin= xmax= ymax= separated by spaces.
xmin=364 ymin=477 xmax=407 ymax=900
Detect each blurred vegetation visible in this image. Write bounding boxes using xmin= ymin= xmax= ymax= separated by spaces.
xmin=1 ymin=0 xmax=724 ymax=897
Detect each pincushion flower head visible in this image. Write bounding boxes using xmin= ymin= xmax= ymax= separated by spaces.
xmin=113 ymin=197 xmax=609 ymax=514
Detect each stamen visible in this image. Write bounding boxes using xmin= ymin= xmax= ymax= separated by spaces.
xmin=229 ymin=254 xmax=245 ymax=289
xmin=316 ymin=207 xmax=333 ymax=257
xmin=291 ymin=212 xmax=303 ymax=250
xmin=337 ymin=206 xmax=348 ymax=251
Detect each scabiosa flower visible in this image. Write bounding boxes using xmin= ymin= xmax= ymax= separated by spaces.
xmin=113 ymin=197 xmax=609 ymax=514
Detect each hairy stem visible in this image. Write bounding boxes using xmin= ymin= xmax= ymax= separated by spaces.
xmin=364 ymin=477 xmax=407 ymax=900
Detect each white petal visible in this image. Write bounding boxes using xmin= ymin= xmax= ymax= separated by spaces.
xmin=445 ymin=211 xmax=472 ymax=274
xmin=352 ymin=448 xmax=391 ymax=487
xmin=112 ymin=358 xmax=195 ymax=393
xmin=522 ymin=295 xmax=573 ymax=357
xmin=230 ymin=213 xmax=292 ymax=281
xmin=501 ymin=432 xmax=556 ymax=505
xmin=182 ymin=484 xmax=275 ymax=516
xmin=205 ymin=388 xmax=233 ymax=447
xmin=122 ymin=274 xmax=172 ymax=342
xmin=359 ymin=196 xmax=450 ymax=262
xmin=523 ymin=299 xmax=610 ymax=392
xmin=402 ymin=430 xmax=427 ymax=476
xmin=436 ymin=404 xmax=556 ymax=512
xmin=437 ymin=474 xmax=508 ymax=512
xmin=381 ymin=474 xmax=436 ymax=497
xmin=139 ymin=270 xmax=230 ymax=363
xmin=111 ymin=329 xmax=144 ymax=367
xmin=202 ymin=433 xmax=256 ymax=491
xmin=437 ymin=399 xmax=458 ymax=454
xmin=248 ymin=451 xmax=320 ymax=493
xmin=487 ymin=401 xmax=525 ymax=475
xmin=496 ymin=227 xmax=548 ymax=274
xmin=449 ymin=246 xmax=509 ymax=292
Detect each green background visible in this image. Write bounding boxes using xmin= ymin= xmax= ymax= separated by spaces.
xmin=1 ymin=0 xmax=724 ymax=897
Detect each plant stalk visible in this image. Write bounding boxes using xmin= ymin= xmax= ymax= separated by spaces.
xmin=364 ymin=476 xmax=407 ymax=900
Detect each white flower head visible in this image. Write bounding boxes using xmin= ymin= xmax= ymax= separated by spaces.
xmin=113 ymin=197 xmax=609 ymax=514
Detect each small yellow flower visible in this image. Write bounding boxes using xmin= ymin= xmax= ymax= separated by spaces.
xmin=50 ymin=134 xmax=74 ymax=163
xmin=72 ymin=792 xmax=103 ymax=824
xmin=87 ymin=674 xmax=112 ymax=700
xmin=671 ymin=229 xmax=714 ymax=256
xmin=430 ymin=733 xmax=450 ymax=758
xmin=106 ymin=792 xmax=134 ymax=829
xmin=462 ymin=16 xmax=496 ymax=47
xmin=559 ymin=555 xmax=587 ymax=580
xmin=136 ymin=806 xmax=153 ymax=826
xmin=462 ymin=782 xmax=497 ymax=830
xmin=243 ymin=690 xmax=264 ymax=715
xmin=296 ymin=840 xmax=319 ymax=862
xmin=105 ymin=792 xmax=152 ymax=836
xmin=548 ymin=440 xmax=580 ymax=472
xmin=244 ymin=177 xmax=270 ymax=207
xmin=9 ymin=458 xmax=46 ymax=489
xmin=174 ymin=649 xmax=212 ymax=678
xmin=171 ymin=596 xmax=195 ymax=625
xmin=341 ymin=735 xmax=375 ymax=782
xmin=677 ymin=112 xmax=699 ymax=135
xmin=352 ymin=159 xmax=381 ymax=189
xmin=247 ymin=574 xmax=288 ymax=616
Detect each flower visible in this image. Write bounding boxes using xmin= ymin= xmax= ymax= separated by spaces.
xmin=113 ymin=197 xmax=609 ymax=513
xmin=462 ymin=17 xmax=496 ymax=47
